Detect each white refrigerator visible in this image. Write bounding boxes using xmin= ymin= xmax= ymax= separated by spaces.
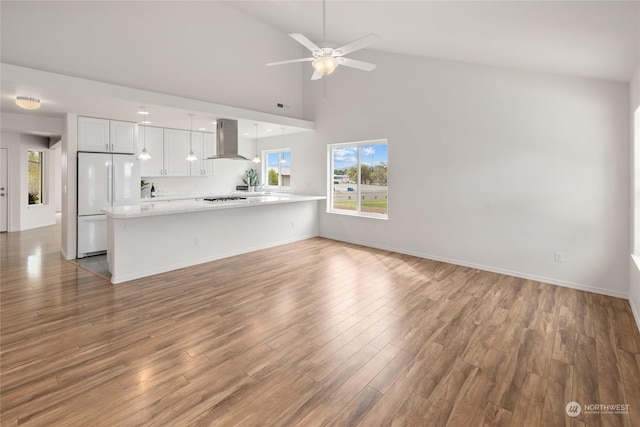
xmin=77 ymin=152 xmax=140 ymax=258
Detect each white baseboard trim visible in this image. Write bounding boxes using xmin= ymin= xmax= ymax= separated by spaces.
xmin=60 ymin=247 xmax=71 ymax=260
xmin=319 ymin=233 xmax=629 ymax=300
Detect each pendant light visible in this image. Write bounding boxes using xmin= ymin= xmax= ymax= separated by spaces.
xmin=252 ymin=124 xmax=261 ymax=163
xmin=186 ymin=114 xmax=197 ymax=162
xmin=137 ymin=107 xmax=151 ymax=160
xmin=279 ymin=128 xmax=287 ymax=164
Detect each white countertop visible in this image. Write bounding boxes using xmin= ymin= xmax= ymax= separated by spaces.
xmin=103 ymin=193 xmax=326 ymax=219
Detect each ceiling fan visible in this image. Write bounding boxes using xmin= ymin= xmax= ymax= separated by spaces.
xmin=266 ymin=1 xmax=379 ymax=80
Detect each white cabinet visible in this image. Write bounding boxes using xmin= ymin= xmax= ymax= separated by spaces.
xmin=139 ymin=126 xmax=215 ymax=177
xmin=110 ymin=120 xmax=137 ymax=154
xmin=139 ymin=126 xmax=164 ymax=177
xmin=164 ymin=129 xmax=190 ymax=176
xmin=78 ymin=117 xmax=109 ymax=152
xmin=189 ymin=132 xmax=216 ymax=176
xmin=78 ymin=116 xmax=137 ymax=154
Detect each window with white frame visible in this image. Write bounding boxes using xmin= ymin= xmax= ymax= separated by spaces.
xmin=634 ymin=106 xmax=640 ymax=255
xmin=263 ymin=149 xmax=291 ymax=189
xmin=28 ymin=150 xmax=44 ymax=205
xmin=328 ymin=140 xmax=388 ymax=218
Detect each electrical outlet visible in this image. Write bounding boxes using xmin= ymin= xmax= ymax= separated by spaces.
xmin=195 ymin=238 xmax=200 ymax=246
xmin=291 ymin=222 xmax=295 ymax=229
xmin=554 ymin=251 xmax=564 ymax=263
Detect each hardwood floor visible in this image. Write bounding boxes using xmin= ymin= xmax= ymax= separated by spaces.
xmin=1 ymin=221 xmax=640 ymax=426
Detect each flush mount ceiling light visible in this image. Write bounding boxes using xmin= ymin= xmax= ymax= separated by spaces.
xmin=16 ymin=96 xmax=41 ymax=110
xmin=137 ymin=108 xmax=150 ymax=115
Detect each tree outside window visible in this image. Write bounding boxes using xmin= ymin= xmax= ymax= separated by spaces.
xmin=263 ymin=150 xmax=291 ymax=188
xmin=329 ymin=140 xmax=388 ymax=218
xmin=28 ymin=150 xmax=43 ymax=205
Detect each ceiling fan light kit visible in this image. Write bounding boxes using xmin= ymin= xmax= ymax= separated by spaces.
xmin=312 ymin=56 xmax=339 ymax=75
xmin=266 ymin=0 xmax=379 ymax=80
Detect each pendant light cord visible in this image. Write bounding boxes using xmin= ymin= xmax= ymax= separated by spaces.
xmin=142 ymin=107 xmax=147 ymax=149
xmin=189 ymin=114 xmax=193 ymax=151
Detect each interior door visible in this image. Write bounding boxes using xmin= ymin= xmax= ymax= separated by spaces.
xmin=0 ymin=148 xmax=7 ymax=232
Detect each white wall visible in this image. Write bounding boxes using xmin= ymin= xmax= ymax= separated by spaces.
xmin=0 ymin=1 xmax=305 ymax=119
xmin=630 ymin=65 xmax=640 ymax=328
xmin=256 ymin=131 xmax=322 ymax=195
xmin=0 ymin=112 xmax=64 ymax=135
xmin=52 ymin=146 xmax=62 ymax=212
xmin=60 ymin=114 xmax=77 ymax=260
xmin=306 ymin=50 xmax=630 ymax=298
xmin=0 ymin=131 xmax=56 ymax=231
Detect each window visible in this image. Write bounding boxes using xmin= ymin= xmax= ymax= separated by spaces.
xmin=328 ymin=140 xmax=388 ymax=218
xmin=28 ymin=150 xmax=43 ymax=205
xmin=263 ymin=149 xmax=291 ymax=189
xmin=634 ymin=106 xmax=640 ymax=255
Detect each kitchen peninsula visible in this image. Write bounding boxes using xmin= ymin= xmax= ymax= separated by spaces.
xmin=103 ymin=194 xmax=325 ymax=284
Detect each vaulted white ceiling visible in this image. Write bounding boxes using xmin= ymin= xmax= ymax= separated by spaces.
xmin=1 ymin=1 xmax=638 ymax=138
xmin=228 ymin=0 xmax=640 ymax=83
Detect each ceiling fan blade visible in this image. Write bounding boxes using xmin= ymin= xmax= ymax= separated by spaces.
xmin=311 ymin=69 xmax=323 ymax=80
xmin=339 ymin=58 xmax=376 ymax=71
xmin=333 ymin=33 xmax=380 ymax=56
xmin=266 ymin=57 xmax=314 ymax=66
xmin=289 ymin=33 xmax=321 ymax=53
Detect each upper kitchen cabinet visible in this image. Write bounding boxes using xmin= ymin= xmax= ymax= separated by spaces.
xmin=78 ymin=116 xmax=137 ymax=154
xmin=110 ymin=120 xmax=137 ymax=154
xmin=139 ymin=126 xmax=215 ymax=177
xmin=164 ymin=129 xmax=190 ymax=176
xmin=78 ymin=117 xmax=109 ymax=152
xmin=189 ymin=131 xmax=215 ymax=176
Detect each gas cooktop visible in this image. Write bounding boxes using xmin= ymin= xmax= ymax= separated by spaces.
xmin=202 ymin=197 xmax=247 ymax=202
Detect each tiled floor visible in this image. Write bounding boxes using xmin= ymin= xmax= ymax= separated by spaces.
xmin=75 ymin=253 xmax=111 ymax=279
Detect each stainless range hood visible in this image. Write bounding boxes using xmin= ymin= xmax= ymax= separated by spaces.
xmin=207 ymin=118 xmax=248 ymax=160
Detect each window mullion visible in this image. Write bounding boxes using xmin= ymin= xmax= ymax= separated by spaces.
xmin=356 ymin=145 xmax=361 ymax=214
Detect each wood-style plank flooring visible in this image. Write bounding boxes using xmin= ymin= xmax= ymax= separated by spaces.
xmin=2 ymin=220 xmax=640 ymax=426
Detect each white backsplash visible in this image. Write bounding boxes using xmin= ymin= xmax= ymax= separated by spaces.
xmin=142 ymin=159 xmax=253 ymax=198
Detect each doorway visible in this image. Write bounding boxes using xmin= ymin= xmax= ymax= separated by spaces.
xmin=0 ymin=148 xmax=7 ymax=232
